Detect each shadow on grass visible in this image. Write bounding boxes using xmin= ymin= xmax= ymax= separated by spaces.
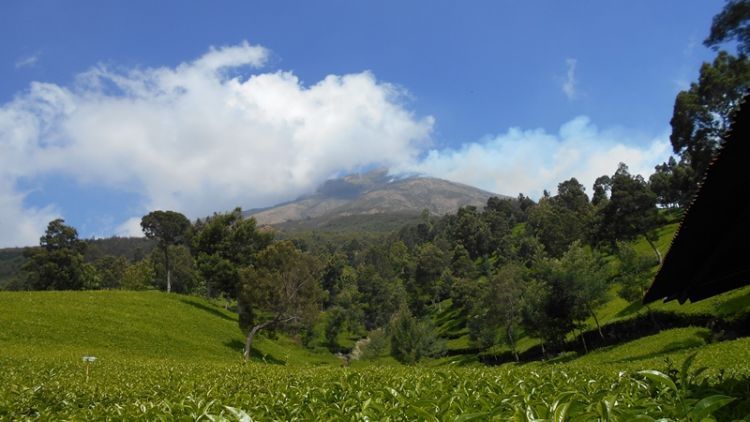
xmin=615 ymin=301 xmax=644 ymax=318
xmin=612 ymin=336 xmax=707 ymax=364
xmin=479 ymin=311 xmax=726 ymax=366
xmin=180 ymin=298 xmax=236 ymax=322
xmin=717 ymin=292 xmax=750 ymax=316
xmin=222 ymin=338 xmax=287 ymax=365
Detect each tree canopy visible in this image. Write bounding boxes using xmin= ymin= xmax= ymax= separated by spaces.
xmin=237 ymin=241 xmax=323 ymax=360
xmin=141 ymin=210 xmax=191 ymax=293
xmin=22 ymin=219 xmax=92 ymax=290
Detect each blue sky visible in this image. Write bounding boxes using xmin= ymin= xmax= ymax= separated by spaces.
xmin=0 ymin=1 xmax=724 ymax=246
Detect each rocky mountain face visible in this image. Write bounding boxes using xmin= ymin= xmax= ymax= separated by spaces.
xmin=248 ymin=169 xmax=506 ymax=228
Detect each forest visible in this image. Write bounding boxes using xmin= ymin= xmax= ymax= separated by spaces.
xmin=3 ymin=1 xmax=750 ymax=419
xmin=0 ymin=159 xmax=721 ymax=363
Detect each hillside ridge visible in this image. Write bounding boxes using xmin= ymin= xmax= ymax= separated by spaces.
xmin=249 ymin=168 xmax=506 ymax=226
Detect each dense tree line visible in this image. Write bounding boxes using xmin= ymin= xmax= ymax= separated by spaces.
xmin=10 ymin=1 xmax=749 ymax=364
xmin=12 ymin=158 xmax=671 ymax=363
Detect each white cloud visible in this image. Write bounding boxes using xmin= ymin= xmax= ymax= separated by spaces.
xmin=397 ymin=116 xmax=670 ymax=200
xmin=115 ymin=217 xmax=144 ymax=238
xmin=15 ymin=54 xmax=39 ymax=69
xmin=0 ymin=41 xmax=433 ymax=246
xmin=562 ymin=58 xmax=577 ymax=99
xmin=0 ymin=42 xmax=673 ymax=247
xmin=0 ymin=179 xmax=60 ymax=248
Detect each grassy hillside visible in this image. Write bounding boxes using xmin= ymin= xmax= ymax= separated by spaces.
xmin=0 ymin=290 xmax=337 ymax=365
xmin=1 ymin=281 xmax=748 ymax=419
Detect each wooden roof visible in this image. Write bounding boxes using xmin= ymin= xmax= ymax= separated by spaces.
xmin=643 ymin=94 xmax=750 ymax=304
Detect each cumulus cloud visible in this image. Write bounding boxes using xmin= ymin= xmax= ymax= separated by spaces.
xmin=0 ymin=41 xmax=672 ymax=247
xmin=0 ymin=41 xmax=433 ymax=246
xmin=562 ymin=58 xmax=577 ymax=99
xmin=0 ymin=180 xmax=60 ymax=247
xmin=115 ymin=217 xmax=144 ymax=238
xmin=396 ymin=116 xmax=670 ymax=200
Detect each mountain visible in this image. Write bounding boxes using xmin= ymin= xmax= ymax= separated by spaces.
xmin=248 ymin=169 xmax=506 ymax=231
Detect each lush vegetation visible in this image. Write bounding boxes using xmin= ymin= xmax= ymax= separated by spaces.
xmin=2 ymin=2 xmax=750 ymax=419
xmin=2 ymin=290 xmax=748 ymax=420
xmin=2 ymin=345 xmax=747 ymax=420
xmin=0 ymin=290 xmax=335 ymax=365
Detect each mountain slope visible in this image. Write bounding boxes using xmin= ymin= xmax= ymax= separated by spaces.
xmin=250 ymin=169 xmax=505 ymax=227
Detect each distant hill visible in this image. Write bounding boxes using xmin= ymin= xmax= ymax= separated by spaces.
xmin=248 ymin=169 xmax=506 ymax=231
xmin=0 ymin=248 xmax=25 ymax=290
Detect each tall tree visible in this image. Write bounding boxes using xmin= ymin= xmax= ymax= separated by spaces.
xmin=140 ymin=210 xmax=191 ymax=293
xmin=470 ymin=263 xmax=525 ymax=360
xmin=615 ymin=242 xmax=655 ymax=303
xmin=593 ymin=164 xmax=664 ymax=264
xmin=648 ymin=157 xmax=695 ymax=208
xmin=388 ymin=305 xmax=443 ymax=364
xmin=446 ymin=206 xmax=490 ymax=260
xmin=528 ymin=179 xmax=591 ymax=257
xmin=670 ymin=51 xmax=750 ymax=181
xmin=591 ymin=175 xmax=611 ymax=208
xmin=22 ymin=219 xmax=90 ymax=290
xmin=559 ymin=241 xmax=610 ymax=340
xmin=236 ymin=241 xmax=323 ymax=361
xmin=191 ymin=208 xmax=272 ymax=300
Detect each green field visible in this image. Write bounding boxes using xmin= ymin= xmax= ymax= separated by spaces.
xmin=0 ymin=290 xmax=337 ymax=365
xmin=2 ymin=290 xmax=748 ymax=420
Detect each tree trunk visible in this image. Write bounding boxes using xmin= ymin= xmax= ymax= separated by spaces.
xmin=507 ymin=324 xmax=519 ymax=362
xmin=586 ymin=302 xmax=605 ymax=340
xmin=540 ymin=341 xmax=546 ymax=360
xmin=164 ymin=246 xmax=171 ymax=293
xmin=243 ymin=320 xmax=275 ymax=361
xmin=645 ymin=237 xmax=662 ymax=265
xmin=243 ymin=325 xmax=262 ymax=361
xmin=579 ymin=330 xmax=588 ymax=354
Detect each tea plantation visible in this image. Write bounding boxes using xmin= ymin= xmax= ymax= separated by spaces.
xmin=1 ymin=291 xmax=749 ymax=420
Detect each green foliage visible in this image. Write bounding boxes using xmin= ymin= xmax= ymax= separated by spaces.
xmin=92 ymin=255 xmax=129 ymax=289
xmin=150 ymin=245 xmax=200 ymax=293
xmin=22 ymin=219 xmax=90 ymax=290
xmin=2 ymin=288 xmax=749 ymax=419
xmin=360 ymin=328 xmax=388 ymax=360
xmin=141 ymin=210 xmax=191 ymax=293
xmin=140 ymin=210 xmax=191 ymax=247
xmin=527 ymin=178 xmax=591 ymax=257
xmin=706 ymin=0 xmax=750 ymax=56
xmin=1 ymin=338 xmax=748 ymax=420
xmin=445 ymin=206 xmax=490 ymax=260
xmin=182 ymin=208 xmax=276 ymax=305
xmin=411 ymin=242 xmax=448 ymax=314
xmin=357 ymin=265 xmax=405 ymax=330
xmin=670 ymin=51 xmax=750 ymax=178
xmin=593 ymin=163 xmax=664 ymax=263
xmin=616 ymin=242 xmax=655 ymax=302
xmin=388 ymin=306 xmax=444 ymax=364
xmin=83 ymin=237 xmax=156 ymax=262
xmin=120 ymin=258 xmax=155 ymax=291
xmin=468 ymin=263 xmax=524 ymax=357
xmin=237 ymin=241 xmax=324 ymax=357
xmin=648 ymin=156 xmax=696 ymax=208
